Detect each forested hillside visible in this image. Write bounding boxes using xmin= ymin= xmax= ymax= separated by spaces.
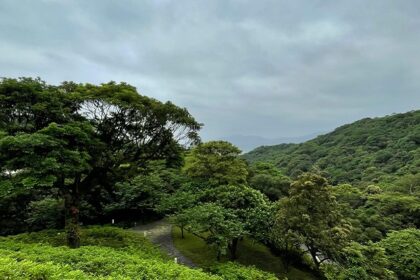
xmin=1 ymin=78 xmax=418 ymax=280
xmin=244 ymin=110 xmax=420 ymax=185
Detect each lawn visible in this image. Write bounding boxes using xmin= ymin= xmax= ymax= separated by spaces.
xmin=172 ymin=226 xmax=318 ymax=280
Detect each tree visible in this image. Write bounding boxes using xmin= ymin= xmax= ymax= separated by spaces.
xmin=183 ymin=141 xmax=248 ymax=186
xmin=181 ymin=203 xmax=246 ymax=261
xmin=379 ymin=228 xmax=420 ymax=280
xmin=0 ymin=121 xmax=97 ymax=248
xmin=166 ymin=183 xmax=272 ymax=260
xmin=0 ymin=78 xmax=201 ymax=247
xmin=201 ymin=184 xmax=273 ymax=259
xmin=322 ymin=242 xmax=396 ymax=280
xmin=271 ymin=199 xmax=304 ymax=272
xmin=248 ymin=162 xmax=291 ymax=201
xmin=156 ymin=181 xmax=200 ymax=238
xmin=106 ymin=170 xmax=164 ymax=224
xmin=273 ymin=173 xmax=352 ymax=269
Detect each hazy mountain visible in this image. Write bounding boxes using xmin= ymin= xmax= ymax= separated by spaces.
xmin=221 ymin=133 xmax=321 ymax=153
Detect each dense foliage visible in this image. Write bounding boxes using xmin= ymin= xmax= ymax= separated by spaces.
xmin=244 ymin=110 xmax=420 ymax=185
xmin=379 ymin=228 xmax=420 ymax=280
xmin=272 ymin=173 xmax=352 ymax=269
xmin=0 ymin=227 xmax=278 ymax=280
xmin=1 ymin=77 xmax=419 ymax=279
xmin=0 ymin=77 xmax=201 ymax=246
xmin=160 ymin=141 xmax=273 ymax=261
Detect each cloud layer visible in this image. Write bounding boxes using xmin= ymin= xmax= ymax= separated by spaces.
xmin=1 ymin=0 xmax=419 ymax=142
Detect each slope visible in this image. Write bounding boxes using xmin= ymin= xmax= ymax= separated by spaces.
xmin=244 ymin=110 xmax=420 ymax=185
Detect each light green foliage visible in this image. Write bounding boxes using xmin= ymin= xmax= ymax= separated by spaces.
xmin=0 ymin=227 xmax=221 ymax=280
xmin=166 ymin=141 xmax=272 ymax=260
xmin=0 ymin=256 xmax=112 ymax=280
xmin=379 ymin=228 xmax=420 ymax=280
xmin=202 ymin=184 xmax=274 ymax=242
xmin=272 ymin=173 xmax=352 ymax=269
xmin=1 ymin=227 xmax=280 ymax=279
xmin=322 ymin=242 xmax=396 ymax=280
xmin=169 ymin=183 xmax=273 ymax=260
xmin=184 ymin=141 xmax=248 ymax=186
xmin=210 ymin=262 xmax=279 ymax=280
xmin=181 ymin=203 xmax=246 ymax=259
xmin=244 ymin=110 xmax=420 ymax=185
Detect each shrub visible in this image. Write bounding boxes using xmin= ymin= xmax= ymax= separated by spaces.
xmin=0 ymin=227 xmax=224 ymax=280
xmin=210 ymin=262 xmax=279 ymax=280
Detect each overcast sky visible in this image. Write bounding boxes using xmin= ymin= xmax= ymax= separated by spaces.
xmin=1 ymin=0 xmax=419 ymax=143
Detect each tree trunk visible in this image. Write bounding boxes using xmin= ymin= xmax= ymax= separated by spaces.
xmin=229 ymin=238 xmax=239 ymax=260
xmin=181 ymin=226 xmax=184 ymax=239
xmin=309 ymin=247 xmax=320 ymax=269
xmin=64 ymin=177 xmax=81 ymax=248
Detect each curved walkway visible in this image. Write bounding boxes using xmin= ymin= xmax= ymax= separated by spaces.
xmin=132 ymin=220 xmax=196 ymax=268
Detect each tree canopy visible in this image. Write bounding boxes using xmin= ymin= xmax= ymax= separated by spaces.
xmin=0 ymin=77 xmax=201 ymax=247
xmin=244 ymin=110 xmax=420 ymax=185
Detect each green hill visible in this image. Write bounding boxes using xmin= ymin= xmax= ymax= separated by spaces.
xmin=244 ymin=110 xmax=420 ymax=185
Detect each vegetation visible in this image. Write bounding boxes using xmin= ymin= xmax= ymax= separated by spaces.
xmin=244 ymin=110 xmax=420 ymax=186
xmin=272 ymin=173 xmax=352 ymax=269
xmin=0 ymin=227 xmax=222 ymax=279
xmin=322 ymin=242 xmax=396 ymax=280
xmin=379 ymin=228 xmax=420 ymax=280
xmin=172 ymin=226 xmax=316 ymax=280
xmin=0 ymin=78 xmax=419 ymax=279
xmin=0 ymin=77 xmax=200 ymax=247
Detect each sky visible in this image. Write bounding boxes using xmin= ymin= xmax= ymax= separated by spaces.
xmin=1 ymin=0 xmax=419 ymax=149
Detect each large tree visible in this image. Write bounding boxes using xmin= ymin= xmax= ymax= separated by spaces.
xmin=272 ymin=173 xmax=352 ymax=269
xmin=0 ymin=78 xmax=201 ymax=247
xmin=183 ymin=141 xmax=248 ymax=186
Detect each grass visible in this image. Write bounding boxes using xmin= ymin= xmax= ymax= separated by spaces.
xmin=172 ymin=226 xmax=318 ymax=280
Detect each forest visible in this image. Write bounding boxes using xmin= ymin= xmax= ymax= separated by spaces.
xmin=0 ymin=78 xmax=419 ymax=280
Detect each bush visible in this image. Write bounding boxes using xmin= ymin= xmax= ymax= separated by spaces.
xmin=0 ymin=227 xmax=229 ymax=279
xmin=210 ymin=262 xmax=279 ymax=280
xmin=0 ymin=242 xmax=221 ymax=279
xmin=0 ymin=256 xmax=112 ymax=280
xmin=1 ymin=226 xmax=283 ymax=280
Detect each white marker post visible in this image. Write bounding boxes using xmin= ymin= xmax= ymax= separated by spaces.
xmin=111 ymin=219 xmax=115 ymax=225
xmin=144 ymin=231 xmax=147 ymax=237
xmin=174 ymin=257 xmax=178 ymax=264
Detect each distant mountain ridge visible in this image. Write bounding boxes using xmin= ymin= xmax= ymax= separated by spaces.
xmin=243 ymin=110 xmax=420 ymax=185
xmin=221 ymin=132 xmax=321 ymax=153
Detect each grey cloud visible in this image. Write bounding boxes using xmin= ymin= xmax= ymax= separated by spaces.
xmin=0 ymin=0 xmax=419 ymax=147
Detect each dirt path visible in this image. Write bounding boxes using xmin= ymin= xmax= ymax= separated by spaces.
xmin=132 ymin=220 xmax=196 ymax=268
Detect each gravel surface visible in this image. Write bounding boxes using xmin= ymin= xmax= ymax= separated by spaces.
xmin=132 ymin=220 xmax=196 ymax=268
